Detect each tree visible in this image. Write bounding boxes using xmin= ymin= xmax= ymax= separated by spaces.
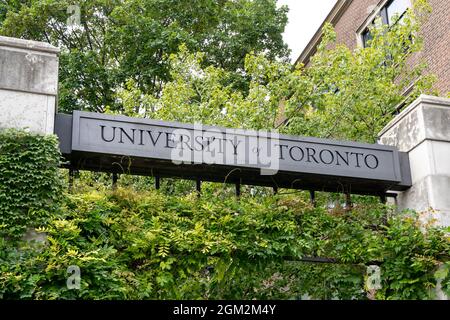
xmin=0 ymin=0 xmax=289 ymax=113
xmin=282 ymin=0 xmax=436 ymax=142
xmin=1 ymin=1 xmax=448 ymax=301
xmin=117 ymin=0 xmax=435 ymax=143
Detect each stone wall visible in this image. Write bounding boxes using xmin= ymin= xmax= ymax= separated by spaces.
xmin=379 ymin=94 xmax=450 ymax=226
xmin=0 ymin=36 xmax=59 ymax=134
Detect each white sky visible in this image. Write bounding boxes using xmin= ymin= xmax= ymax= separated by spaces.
xmin=277 ymin=0 xmax=338 ymax=62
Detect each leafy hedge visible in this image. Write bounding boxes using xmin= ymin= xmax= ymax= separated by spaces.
xmin=1 ymin=186 xmax=449 ymax=300
xmin=0 ymin=129 xmax=63 ymax=239
xmin=0 ymin=130 xmax=448 ymax=300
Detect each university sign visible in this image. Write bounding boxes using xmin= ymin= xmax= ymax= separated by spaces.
xmin=55 ymin=111 xmax=411 ymax=195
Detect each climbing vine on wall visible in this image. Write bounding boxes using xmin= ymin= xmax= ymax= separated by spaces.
xmin=1 ymin=166 xmax=449 ymax=299
xmin=0 ymin=129 xmax=64 ymax=240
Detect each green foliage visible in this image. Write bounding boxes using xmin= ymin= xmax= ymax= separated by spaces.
xmin=0 ymin=0 xmax=289 ymax=113
xmin=284 ymin=0 xmax=436 ymax=142
xmin=0 ymin=129 xmax=64 ymax=240
xmin=435 ymin=260 xmax=450 ymax=297
xmin=376 ymin=214 xmax=449 ymax=299
xmin=116 ymin=45 xmax=294 ymax=130
xmin=117 ymin=0 xmax=437 ymax=144
xmin=1 ymin=183 xmax=448 ymax=300
xmin=0 ymin=134 xmax=447 ymax=299
xmin=0 ymin=0 xmax=448 ymax=301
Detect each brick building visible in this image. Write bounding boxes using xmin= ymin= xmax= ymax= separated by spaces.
xmin=295 ymin=0 xmax=450 ymax=96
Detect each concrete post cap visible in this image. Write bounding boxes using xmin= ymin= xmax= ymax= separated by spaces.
xmin=379 ymin=94 xmax=450 ymax=138
xmin=0 ymin=35 xmax=59 ymax=54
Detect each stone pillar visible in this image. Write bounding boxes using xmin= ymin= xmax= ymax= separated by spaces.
xmin=378 ymin=95 xmax=450 ymax=227
xmin=0 ymin=36 xmax=59 ymax=134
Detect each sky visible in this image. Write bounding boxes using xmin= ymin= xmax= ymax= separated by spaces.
xmin=277 ymin=0 xmax=338 ymax=62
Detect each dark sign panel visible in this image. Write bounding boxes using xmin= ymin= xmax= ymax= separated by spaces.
xmin=56 ymin=111 xmax=411 ymax=195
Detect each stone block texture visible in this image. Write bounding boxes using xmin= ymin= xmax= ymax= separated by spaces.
xmin=379 ymin=95 xmax=450 ymax=227
xmin=0 ymin=36 xmax=59 ymax=134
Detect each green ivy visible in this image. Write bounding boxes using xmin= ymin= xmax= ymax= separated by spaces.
xmin=0 ymin=129 xmax=64 ymax=240
xmin=1 ymin=184 xmax=448 ymax=300
xmin=0 ymin=130 xmax=448 ymax=299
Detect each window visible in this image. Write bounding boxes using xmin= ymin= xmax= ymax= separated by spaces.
xmin=361 ymin=0 xmax=411 ymax=47
xmin=387 ymin=0 xmax=410 ymax=24
xmin=362 ymin=28 xmax=373 ymax=48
